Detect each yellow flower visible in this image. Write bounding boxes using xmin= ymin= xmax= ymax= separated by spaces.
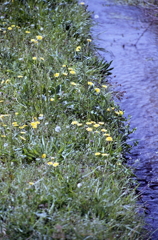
xmin=106 ymin=136 xmax=113 ymax=142
xmin=70 ymin=82 xmax=77 ymax=86
xmin=29 ymin=182 xmax=34 ymax=185
xmin=87 ymin=81 xmax=93 ymax=86
xmin=69 ymin=70 xmax=76 ymax=75
xmin=62 ymin=72 xmax=68 ymax=76
xmin=1 ymin=135 xmax=6 ymax=138
xmin=17 ymin=75 xmax=23 ymax=78
xmin=87 ymin=39 xmax=92 ymax=42
xmin=94 ymin=88 xmax=100 ymax=93
xmin=31 ymin=39 xmax=38 ymax=43
xmin=86 ymin=127 xmax=93 ymax=132
xmin=62 ymin=64 xmax=67 ymax=67
xmin=50 ymin=98 xmax=55 ymax=101
xmin=80 ymin=2 xmax=85 ymax=5
xmin=54 ymin=73 xmax=59 ymax=77
xmin=1 ymin=80 xmax=5 ymax=84
xmin=101 ymin=129 xmax=107 ymax=132
xmin=53 ymin=162 xmax=59 ymax=167
xmin=32 ymin=57 xmax=37 ymax=60
xmin=68 ymin=68 xmax=73 ymax=71
xmin=25 ymin=31 xmax=30 ymax=33
xmin=8 ymin=27 xmax=12 ymax=30
xmin=30 ymin=121 xmax=40 ymax=129
xmin=95 ymin=152 xmax=101 ymax=156
xmin=47 ymin=162 xmax=59 ymax=167
xmin=40 ymin=57 xmax=44 ymax=61
xmin=19 ymin=136 xmax=26 ymax=141
xmin=93 ymin=124 xmax=100 ymax=128
xmin=119 ymin=110 xmax=124 ymax=116
xmin=107 ymin=108 xmax=110 ymax=111
xmin=36 ymin=35 xmax=43 ymax=40
xmin=19 ymin=124 xmax=27 ymax=129
xmin=103 ymin=133 xmax=110 ymax=137
xmin=71 ymin=121 xmax=79 ymax=125
xmin=86 ymin=122 xmax=92 ymax=125
xmin=20 ymin=131 xmax=26 ymax=134
xmin=47 ymin=161 xmax=53 ymax=165
xmin=77 ymin=123 xmax=83 ymax=126
xmin=98 ymin=122 xmax=104 ymax=125
xmin=102 ymin=153 xmax=109 ymax=156
xmin=102 ymin=85 xmax=108 ymax=88
xmin=15 ymin=112 xmax=19 ymax=115
xmin=11 ymin=25 xmax=15 ymax=27
xmin=12 ymin=122 xmax=19 ymax=127
xmin=76 ymin=46 xmax=81 ymax=51
xmin=94 ymin=131 xmax=99 ymax=133
xmin=0 ymin=100 xmax=4 ymax=103
xmin=41 ymin=154 xmax=46 ymax=159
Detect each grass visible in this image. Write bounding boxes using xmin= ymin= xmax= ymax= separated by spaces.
xmin=0 ymin=0 xmax=146 ymax=239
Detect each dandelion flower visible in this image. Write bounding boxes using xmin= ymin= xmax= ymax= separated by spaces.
xmin=19 ymin=124 xmax=27 ymax=129
xmin=86 ymin=122 xmax=92 ymax=125
xmin=94 ymin=88 xmax=100 ymax=93
xmin=50 ymin=98 xmax=55 ymax=101
xmin=76 ymin=46 xmax=81 ymax=51
xmin=101 ymin=129 xmax=107 ymax=132
xmin=95 ymin=152 xmax=101 ymax=156
xmin=98 ymin=122 xmax=104 ymax=125
xmin=17 ymin=75 xmax=23 ymax=78
xmin=69 ymin=70 xmax=76 ymax=75
xmin=62 ymin=64 xmax=67 ymax=67
xmin=8 ymin=27 xmax=12 ymax=30
xmin=41 ymin=154 xmax=46 ymax=159
xmin=54 ymin=73 xmax=59 ymax=77
xmin=102 ymin=153 xmax=109 ymax=156
xmin=0 ymin=100 xmax=4 ymax=103
xmin=30 ymin=121 xmax=40 ymax=129
xmin=106 ymin=136 xmax=113 ymax=142
xmin=62 ymin=72 xmax=68 ymax=76
xmin=32 ymin=57 xmax=37 ymax=60
xmin=47 ymin=162 xmax=59 ymax=167
xmin=12 ymin=122 xmax=19 ymax=127
xmin=47 ymin=161 xmax=53 ymax=165
xmin=77 ymin=123 xmax=83 ymax=126
xmin=20 ymin=136 xmax=26 ymax=141
xmin=1 ymin=135 xmax=6 ymax=138
xmin=87 ymin=81 xmax=93 ymax=86
xmin=31 ymin=39 xmax=38 ymax=43
xmin=102 ymin=85 xmax=108 ymax=88
xmin=86 ymin=127 xmax=93 ymax=132
xmin=25 ymin=30 xmax=30 ymax=33
xmin=29 ymin=182 xmax=34 ymax=185
xmin=87 ymin=39 xmax=92 ymax=42
xmin=53 ymin=162 xmax=59 ymax=167
xmin=93 ymin=124 xmax=100 ymax=128
xmin=36 ymin=35 xmax=43 ymax=40
xmin=71 ymin=121 xmax=79 ymax=125
xmin=70 ymin=82 xmax=77 ymax=86
xmin=68 ymin=68 xmax=73 ymax=71
xmin=95 ymin=131 xmax=99 ymax=133
xmin=103 ymin=133 xmax=110 ymax=137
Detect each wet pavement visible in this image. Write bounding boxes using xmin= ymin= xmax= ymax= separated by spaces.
xmin=84 ymin=0 xmax=158 ymax=239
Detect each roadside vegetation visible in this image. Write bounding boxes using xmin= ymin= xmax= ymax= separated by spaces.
xmin=0 ymin=0 xmax=145 ymax=239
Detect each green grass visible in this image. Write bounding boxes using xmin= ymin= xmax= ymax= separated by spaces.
xmin=0 ymin=0 xmax=145 ymax=239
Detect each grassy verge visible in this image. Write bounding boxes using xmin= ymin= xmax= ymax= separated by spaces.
xmin=0 ymin=0 xmax=145 ymax=239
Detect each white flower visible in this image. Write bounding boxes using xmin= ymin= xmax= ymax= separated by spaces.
xmin=55 ymin=126 xmax=61 ymax=132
